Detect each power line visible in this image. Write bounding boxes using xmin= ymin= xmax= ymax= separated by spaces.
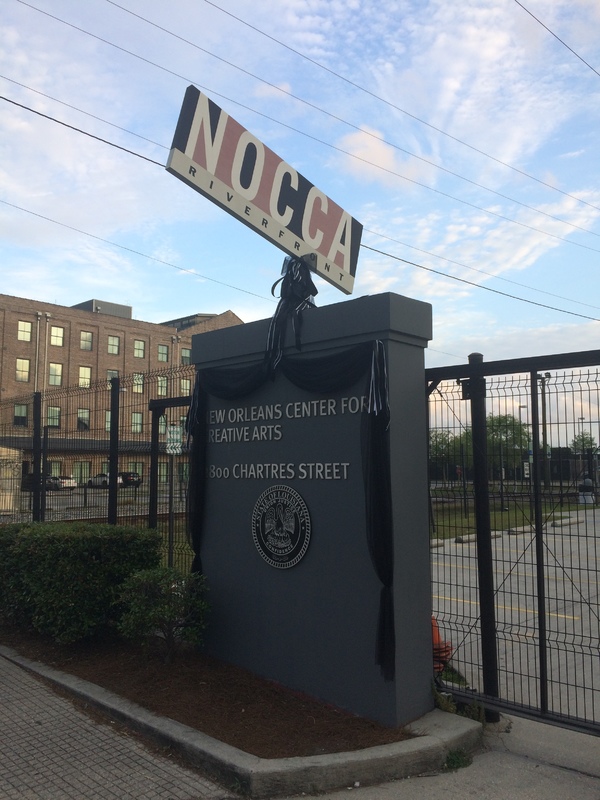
xmin=363 ymin=227 xmax=600 ymax=313
xmin=196 ymin=0 xmax=600 ymax=214
xmin=3 ymin=6 xmax=599 ymax=320
xmin=361 ymin=244 xmax=600 ymax=323
xmin=1 ymin=96 xmax=164 ymax=166
xmin=514 ymin=0 xmax=600 ymax=79
xmin=3 ymin=196 xmax=598 ymax=324
xmin=2 ymin=89 xmax=600 ymax=315
xmin=6 ymin=89 xmax=600 ymax=256
xmin=0 ymin=199 xmax=274 ymax=303
xmin=0 ymin=74 xmax=168 ymax=149
xmin=4 ymin=86 xmax=598 ymax=312
xmin=18 ymin=0 xmax=600 ymax=227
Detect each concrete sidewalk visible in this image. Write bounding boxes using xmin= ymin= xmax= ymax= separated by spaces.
xmin=298 ymin=716 xmax=600 ymax=800
xmin=1 ymin=645 xmax=598 ymax=799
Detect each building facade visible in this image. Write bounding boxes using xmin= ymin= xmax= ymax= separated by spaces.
xmin=0 ymin=293 xmax=242 ymax=486
xmin=0 ymin=293 xmax=241 ymax=403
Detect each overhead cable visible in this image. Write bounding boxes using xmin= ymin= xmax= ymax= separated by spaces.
xmin=514 ymin=0 xmax=600 ymax=79
xmin=17 ymin=0 xmax=600 ymax=221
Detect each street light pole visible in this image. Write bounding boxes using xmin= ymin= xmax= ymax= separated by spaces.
xmin=578 ymin=417 xmax=585 ymax=478
xmin=538 ymin=373 xmax=551 ymax=491
xmin=518 ymin=404 xmax=527 ymax=488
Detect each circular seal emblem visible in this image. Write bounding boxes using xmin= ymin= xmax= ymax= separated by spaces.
xmin=252 ymin=485 xmax=311 ymax=569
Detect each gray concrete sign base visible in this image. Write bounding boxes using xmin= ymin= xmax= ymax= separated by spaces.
xmin=0 ymin=645 xmax=481 ymax=798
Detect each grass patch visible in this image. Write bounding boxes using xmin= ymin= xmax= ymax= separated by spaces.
xmin=444 ymin=749 xmax=473 ymax=771
xmin=431 ymin=496 xmax=581 ymax=540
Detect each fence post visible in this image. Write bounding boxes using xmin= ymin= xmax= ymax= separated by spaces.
xmin=530 ymin=372 xmax=549 ymax=715
xmin=148 ymin=404 xmax=160 ymax=529
xmin=32 ymin=392 xmax=42 ymax=522
xmin=41 ymin=425 xmax=49 ymax=522
xmin=108 ymin=377 xmax=120 ymax=524
xmin=463 ymin=353 xmax=500 ymax=722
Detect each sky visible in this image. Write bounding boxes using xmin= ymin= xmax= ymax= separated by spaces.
xmin=2 ymin=0 xmax=600 ymax=368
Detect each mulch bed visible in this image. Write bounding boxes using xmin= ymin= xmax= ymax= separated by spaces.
xmin=0 ymin=626 xmax=410 ymax=759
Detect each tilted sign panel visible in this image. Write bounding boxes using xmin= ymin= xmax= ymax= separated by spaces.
xmin=167 ymin=86 xmax=362 ymax=295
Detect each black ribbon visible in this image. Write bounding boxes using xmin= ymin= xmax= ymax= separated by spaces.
xmin=264 ymin=255 xmax=318 ymax=375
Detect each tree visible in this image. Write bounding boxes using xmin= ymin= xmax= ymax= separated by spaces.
xmin=570 ymin=431 xmax=596 ymax=454
xmin=428 ymin=429 xmax=455 ymax=482
xmin=485 ymin=414 xmax=530 ymax=479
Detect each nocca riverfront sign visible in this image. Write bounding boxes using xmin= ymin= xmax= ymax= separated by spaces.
xmin=167 ymin=85 xmax=362 ymax=294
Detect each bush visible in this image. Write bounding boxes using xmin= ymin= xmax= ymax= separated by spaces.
xmin=0 ymin=524 xmax=29 ymax=625
xmin=0 ymin=522 xmax=162 ymax=643
xmin=117 ymin=567 xmax=209 ymax=663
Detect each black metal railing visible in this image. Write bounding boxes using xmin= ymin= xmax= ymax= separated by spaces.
xmin=427 ymin=349 xmax=600 ymax=735
xmin=0 ymin=366 xmax=195 ymax=570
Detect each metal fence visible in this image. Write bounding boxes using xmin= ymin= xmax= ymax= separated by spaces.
xmin=0 ymin=366 xmax=195 ymax=571
xmin=427 ymin=350 xmax=600 ymax=735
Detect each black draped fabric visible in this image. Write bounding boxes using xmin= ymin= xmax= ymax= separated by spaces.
xmin=265 ymin=256 xmax=318 ymax=375
xmin=186 ymin=340 xmax=395 ymax=680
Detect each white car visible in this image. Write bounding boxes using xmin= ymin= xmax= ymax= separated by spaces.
xmin=56 ymin=476 xmax=77 ymax=490
xmin=87 ymin=473 xmax=123 ymax=488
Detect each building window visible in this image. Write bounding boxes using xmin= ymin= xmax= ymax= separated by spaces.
xmin=178 ymin=462 xmax=189 ymax=483
xmin=180 ymin=378 xmax=191 ymax=396
xmin=50 ymin=326 xmax=64 ymax=346
xmin=158 ymin=415 xmax=167 ymax=435
xmin=79 ymin=366 xmax=92 ymax=387
xmin=181 ymin=347 xmax=191 ymax=365
xmin=14 ymin=404 xmax=28 ymax=427
xmin=134 ymin=339 xmax=145 ymax=358
xmin=158 ymin=461 xmax=168 ymax=484
xmin=105 ymin=410 xmax=111 ymax=432
xmin=157 ymin=344 xmax=169 ymax=362
xmin=157 ymin=376 xmax=168 ymax=397
xmin=80 ymin=331 xmax=93 ymax=351
xmin=73 ymin=461 xmax=91 ymax=484
xmin=18 ymin=320 xmax=32 ymax=341
xmin=47 ymin=406 xmax=61 ymax=428
xmin=128 ymin=461 xmax=143 ymax=477
xmin=48 ymin=461 xmax=62 ymax=477
xmin=16 ymin=358 xmax=30 ymax=382
xmin=132 ymin=373 xmax=144 ymax=393
xmin=77 ymin=408 xmax=90 ymax=431
xmin=48 ymin=362 xmax=62 ymax=386
xmin=107 ymin=335 xmax=120 ymax=355
xmin=131 ymin=412 xmax=143 ymax=434
xmin=107 ymin=369 xmax=119 ymax=382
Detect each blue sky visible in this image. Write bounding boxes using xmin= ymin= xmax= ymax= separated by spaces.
xmin=2 ymin=0 xmax=600 ymax=367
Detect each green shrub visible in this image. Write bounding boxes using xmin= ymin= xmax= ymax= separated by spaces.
xmin=0 ymin=524 xmax=29 ymax=625
xmin=117 ymin=567 xmax=209 ymax=663
xmin=0 ymin=522 xmax=162 ymax=643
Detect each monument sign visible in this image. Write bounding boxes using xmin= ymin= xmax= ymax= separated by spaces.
xmin=187 ymin=293 xmax=433 ymax=727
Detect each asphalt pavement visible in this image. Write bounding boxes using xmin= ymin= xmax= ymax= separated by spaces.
xmin=1 ymin=645 xmax=598 ymax=800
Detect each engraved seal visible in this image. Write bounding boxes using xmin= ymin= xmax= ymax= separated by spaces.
xmin=252 ymin=485 xmax=311 ymax=569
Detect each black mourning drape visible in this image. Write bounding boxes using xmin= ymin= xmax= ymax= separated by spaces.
xmin=186 ymin=340 xmax=395 ymax=680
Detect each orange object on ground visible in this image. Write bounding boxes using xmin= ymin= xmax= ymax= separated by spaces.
xmin=432 ymin=615 xmax=453 ymax=674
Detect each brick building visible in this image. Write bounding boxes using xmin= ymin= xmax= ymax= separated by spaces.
xmin=0 ymin=292 xmax=242 ymax=486
xmin=0 ymin=293 xmax=242 ymax=403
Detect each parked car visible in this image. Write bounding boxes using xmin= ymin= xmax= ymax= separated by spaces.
xmin=21 ymin=475 xmax=75 ymax=491
xmin=87 ymin=473 xmax=123 ymax=488
xmin=118 ymin=471 xmax=142 ymax=488
xmin=42 ymin=475 xmax=77 ymax=491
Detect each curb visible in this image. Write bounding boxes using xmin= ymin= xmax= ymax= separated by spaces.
xmin=0 ymin=646 xmax=482 ymax=798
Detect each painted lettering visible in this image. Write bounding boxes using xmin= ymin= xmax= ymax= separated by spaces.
xmin=302 ymin=186 xmax=327 ymax=249
xmin=230 ymin=130 xmax=265 ymax=201
xmin=269 ymin=162 xmax=298 ymax=226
